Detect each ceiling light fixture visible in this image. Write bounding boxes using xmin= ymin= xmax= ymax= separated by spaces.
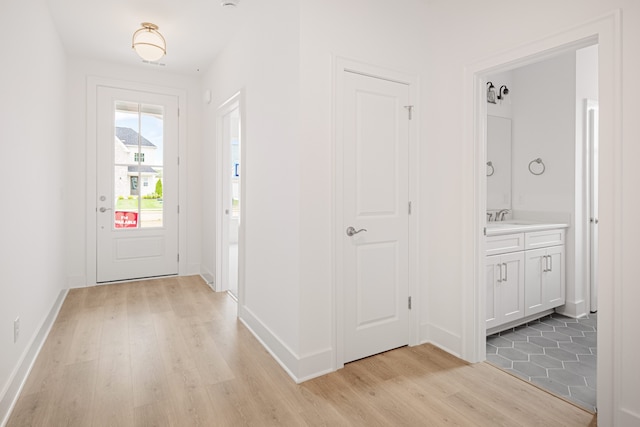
xmin=132 ymin=22 xmax=166 ymax=62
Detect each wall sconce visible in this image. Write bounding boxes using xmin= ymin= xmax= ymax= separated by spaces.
xmin=487 ymin=82 xmax=497 ymax=104
xmin=132 ymin=22 xmax=166 ymax=62
xmin=497 ymin=85 xmax=510 ymax=101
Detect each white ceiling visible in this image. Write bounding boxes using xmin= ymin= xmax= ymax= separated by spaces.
xmin=46 ymin=0 xmax=257 ymax=75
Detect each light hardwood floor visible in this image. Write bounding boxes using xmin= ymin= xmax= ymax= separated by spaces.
xmin=7 ymin=276 xmax=596 ymax=426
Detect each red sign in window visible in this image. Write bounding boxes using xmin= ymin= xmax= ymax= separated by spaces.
xmin=114 ymin=211 xmax=138 ymax=228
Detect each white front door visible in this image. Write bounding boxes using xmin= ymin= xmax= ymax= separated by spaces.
xmin=96 ymin=87 xmax=179 ymax=283
xmin=342 ymin=70 xmax=410 ymax=363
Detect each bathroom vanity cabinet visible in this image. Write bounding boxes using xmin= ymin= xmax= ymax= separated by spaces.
xmin=486 ymin=250 xmax=525 ymax=330
xmin=485 ymin=225 xmax=566 ymax=333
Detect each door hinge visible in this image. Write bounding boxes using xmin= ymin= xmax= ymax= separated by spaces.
xmin=408 ymin=296 xmax=412 ymax=310
xmin=404 ymin=105 xmax=414 ymax=120
xmin=177 ymin=205 xmax=180 ymax=214
xmin=177 ymin=253 xmax=180 ymax=262
xmin=408 ymin=201 xmax=412 ymax=215
xmin=177 ymin=156 xmax=180 ymax=165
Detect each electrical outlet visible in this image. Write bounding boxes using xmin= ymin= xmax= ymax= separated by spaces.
xmin=14 ymin=317 xmax=20 ymax=343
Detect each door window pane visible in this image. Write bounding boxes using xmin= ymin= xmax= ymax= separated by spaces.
xmin=114 ymin=101 xmax=164 ymax=229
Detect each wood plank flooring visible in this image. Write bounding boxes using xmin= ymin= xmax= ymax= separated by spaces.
xmin=7 ymin=276 xmax=596 ymax=426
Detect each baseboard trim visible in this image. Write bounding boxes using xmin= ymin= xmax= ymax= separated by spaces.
xmin=67 ymin=275 xmax=86 ymax=288
xmin=620 ymin=408 xmax=640 ymax=426
xmin=297 ymin=348 xmax=334 ymax=383
xmin=199 ymin=270 xmax=215 ymax=292
xmin=486 ymin=309 xmax=555 ymax=336
xmin=420 ymin=322 xmax=462 ymax=358
xmin=556 ymin=300 xmax=587 ymax=319
xmin=238 ymin=305 xmax=333 ymax=383
xmin=0 ymin=288 xmax=68 ymax=427
xmin=187 ymin=263 xmax=201 ymax=276
xmin=238 ymin=305 xmax=299 ymax=381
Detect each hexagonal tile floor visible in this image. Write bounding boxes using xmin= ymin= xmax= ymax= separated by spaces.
xmin=486 ymin=313 xmax=597 ymax=412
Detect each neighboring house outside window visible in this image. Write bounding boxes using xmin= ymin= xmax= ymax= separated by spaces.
xmin=114 ymin=127 xmax=160 ymax=198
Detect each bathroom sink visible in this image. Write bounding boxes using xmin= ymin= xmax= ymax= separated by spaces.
xmin=500 ymin=220 xmax=534 ymax=225
xmin=488 ymin=221 xmax=528 ymax=227
xmin=486 ymin=220 xmax=569 ymax=235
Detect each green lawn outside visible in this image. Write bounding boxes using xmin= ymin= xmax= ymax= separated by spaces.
xmin=116 ymin=198 xmax=163 ymax=210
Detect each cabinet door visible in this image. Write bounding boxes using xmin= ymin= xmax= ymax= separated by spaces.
xmin=544 ymin=245 xmax=565 ymax=309
xmin=486 ymin=256 xmax=500 ymax=329
xmin=525 ymin=248 xmax=546 ymax=316
xmin=500 ymin=251 xmax=525 ymax=324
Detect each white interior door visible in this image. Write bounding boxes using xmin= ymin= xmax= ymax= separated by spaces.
xmin=96 ymin=87 xmax=179 ymax=283
xmin=342 ymin=70 xmax=410 ymax=363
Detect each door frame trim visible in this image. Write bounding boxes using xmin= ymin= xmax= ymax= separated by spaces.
xmin=464 ymin=11 xmax=621 ymax=423
xmin=86 ymin=77 xmax=187 ymax=285
xmin=215 ymin=91 xmax=245 ymax=305
xmin=333 ymin=57 xmax=419 ymax=369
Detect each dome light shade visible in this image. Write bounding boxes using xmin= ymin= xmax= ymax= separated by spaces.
xmin=132 ymin=22 xmax=166 ymax=61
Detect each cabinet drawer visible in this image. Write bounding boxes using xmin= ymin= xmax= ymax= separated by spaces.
xmin=486 ymin=233 xmax=525 ymax=256
xmin=525 ymin=229 xmax=565 ymax=250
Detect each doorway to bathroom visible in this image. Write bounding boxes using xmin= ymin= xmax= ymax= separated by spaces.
xmin=217 ymin=93 xmax=243 ymax=299
xmin=481 ymin=43 xmax=599 ymax=412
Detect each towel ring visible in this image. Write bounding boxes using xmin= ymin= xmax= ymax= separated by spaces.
xmin=486 ymin=161 xmax=495 ymax=177
xmin=528 ymin=158 xmax=545 ymax=175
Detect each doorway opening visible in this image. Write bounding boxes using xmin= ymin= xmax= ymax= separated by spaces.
xmin=216 ymin=93 xmax=243 ymax=299
xmin=481 ymin=44 xmax=599 ymax=412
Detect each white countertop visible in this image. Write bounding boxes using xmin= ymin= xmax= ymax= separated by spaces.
xmin=486 ymin=220 xmax=569 ymax=236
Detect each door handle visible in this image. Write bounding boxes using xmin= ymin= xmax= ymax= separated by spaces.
xmin=502 ymin=263 xmax=507 ymax=282
xmin=99 ymin=207 xmax=112 ymax=213
xmin=346 ymin=226 xmax=367 ymax=237
xmin=548 ymin=255 xmax=553 ymax=272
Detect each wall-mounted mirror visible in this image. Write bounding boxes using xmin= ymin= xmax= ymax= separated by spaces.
xmin=487 ymin=115 xmax=512 ymax=210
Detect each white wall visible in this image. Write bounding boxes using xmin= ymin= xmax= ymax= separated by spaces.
xmin=201 ymin=0 xmax=303 ymax=366
xmin=512 ymin=52 xmax=576 ymax=216
xmin=0 ymin=0 xmax=67 ymax=422
xmin=65 ymin=58 xmax=203 ymax=286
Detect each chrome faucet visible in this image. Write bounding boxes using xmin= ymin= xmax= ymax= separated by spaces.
xmin=487 ymin=212 xmax=494 ymax=222
xmin=496 ymin=209 xmax=510 ymax=221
